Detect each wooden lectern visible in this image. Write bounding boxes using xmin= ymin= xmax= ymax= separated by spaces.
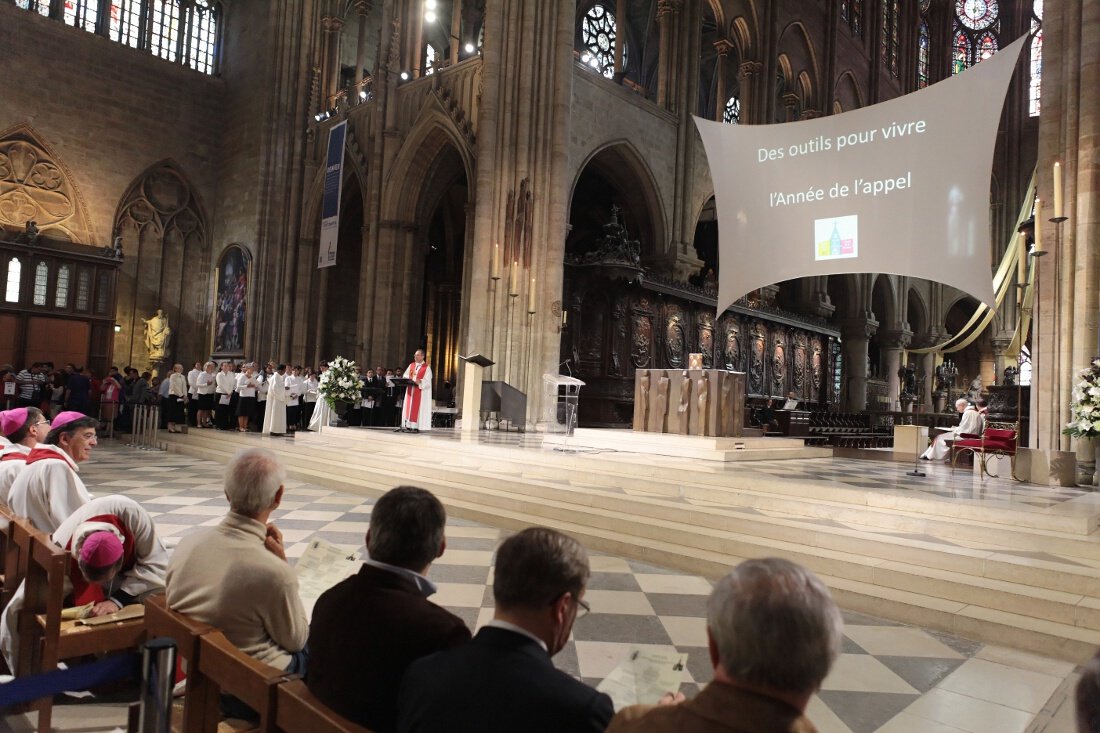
xmin=458 ymin=354 xmax=495 ymax=433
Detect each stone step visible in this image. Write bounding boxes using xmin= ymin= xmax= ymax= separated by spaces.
xmin=161 ymin=433 xmax=1100 ymax=649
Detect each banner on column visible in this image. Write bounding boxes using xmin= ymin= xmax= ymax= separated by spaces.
xmin=694 ymin=35 xmax=1029 ymax=315
xmin=317 ymin=120 xmax=348 ymax=269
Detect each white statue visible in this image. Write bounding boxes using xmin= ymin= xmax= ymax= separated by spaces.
xmin=141 ymin=308 xmax=171 ymax=360
xmin=967 ymin=375 xmax=983 ymax=402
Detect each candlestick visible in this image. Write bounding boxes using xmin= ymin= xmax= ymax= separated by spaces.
xmin=1033 ymin=198 xmax=1044 ymax=255
xmin=562 ymin=310 xmax=568 ymax=327
xmin=1053 ymin=161 xmax=1064 ymax=220
xmin=508 ymin=260 xmax=518 ymax=296
xmin=527 ymin=277 xmax=536 ymax=314
xmin=490 ymin=243 xmax=500 ymax=280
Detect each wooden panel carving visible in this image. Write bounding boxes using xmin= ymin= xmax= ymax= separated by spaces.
xmin=697 ymin=313 xmax=714 ymax=368
xmin=630 ymin=298 xmax=654 ymax=370
xmin=664 ymin=305 xmax=685 ymax=368
xmin=748 ymin=324 xmax=765 ymax=394
xmin=792 ymin=331 xmax=808 ymax=398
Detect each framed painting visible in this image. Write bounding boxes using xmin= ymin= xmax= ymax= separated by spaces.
xmin=212 ymin=244 xmax=249 ymax=357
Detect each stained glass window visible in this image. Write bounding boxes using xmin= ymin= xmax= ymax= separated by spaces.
xmin=580 ymin=4 xmax=622 ymax=79
xmin=150 ymin=0 xmax=182 ymax=62
xmin=425 ymin=44 xmax=437 ymax=76
xmin=33 ymin=262 xmax=48 ymax=306
xmin=63 ymin=0 xmax=100 ymax=33
xmin=55 ymin=265 xmax=71 ymax=308
xmin=76 ymin=270 xmax=91 ymax=312
xmin=841 ymin=0 xmax=863 ymax=36
xmin=953 ymin=0 xmax=1000 ymax=74
xmin=880 ymin=0 xmax=899 ymax=77
xmin=1029 ymin=0 xmax=1043 ymax=116
xmin=917 ymin=21 xmax=930 ymax=88
xmin=723 ymin=96 xmax=741 ymax=125
xmin=15 ymin=0 xmax=50 ymax=17
xmin=16 ymin=0 xmax=220 ymax=75
xmin=4 ymin=258 xmax=20 ymax=304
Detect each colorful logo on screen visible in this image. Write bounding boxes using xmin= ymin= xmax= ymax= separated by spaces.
xmin=814 ymin=215 xmax=859 ymax=261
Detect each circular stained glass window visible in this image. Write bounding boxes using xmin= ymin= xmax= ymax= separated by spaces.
xmin=957 ymin=0 xmax=999 ymax=30
xmin=581 ymin=4 xmax=620 ymax=79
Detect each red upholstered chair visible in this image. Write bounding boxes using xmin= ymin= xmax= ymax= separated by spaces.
xmin=951 ymin=421 xmax=1019 ymax=478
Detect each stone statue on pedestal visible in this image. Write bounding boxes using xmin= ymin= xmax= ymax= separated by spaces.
xmin=141 ymin=308 xmax=171 ymax=361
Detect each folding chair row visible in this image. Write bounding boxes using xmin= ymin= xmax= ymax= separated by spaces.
xmin=144 ymin=594 xmax=372 ymax=733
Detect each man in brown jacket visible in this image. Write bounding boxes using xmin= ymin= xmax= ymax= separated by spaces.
xmin=607 ymin=558 xmax=843 ymax=733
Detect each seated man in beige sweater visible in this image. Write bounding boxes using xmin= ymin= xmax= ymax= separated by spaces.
xmin=167 ymin=447 xmax=308 ymax=676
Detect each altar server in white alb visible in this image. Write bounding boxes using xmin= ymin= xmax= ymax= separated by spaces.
xmin=400 ymin=349 xmax=432 ymax=433
xmin=262 ymin=363 xmax=289 ymax=436
xmin=7 ymin=411 xmax=96 ymax=533
xmin=921 ymin=398 xmax=984 ymax=461
xmin=0 ymin=494 xmax=168 ymax=672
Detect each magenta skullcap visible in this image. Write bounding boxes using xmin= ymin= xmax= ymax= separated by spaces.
xmin=51 ymin=411 xmax=88 ymax=432
xmin=0 ymin=408 xmax=28 ymax=437
xmin=79 ymin=531 xmax=124 ymax=568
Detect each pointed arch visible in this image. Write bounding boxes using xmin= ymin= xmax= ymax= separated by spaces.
xmin=568 ymin=139 xmax=667 ymax=259
xmin=776 ymin=22 xmax=821 ymax=114
xmin=0 ymin=124 xmax=94 ymax=243
xmin=113 ymin=159 xmax=211 ymax=366
xmin=832 ymin=70 xmax=866 ymax=112
xmin=907 ymin=286 xmax=929 ymax=336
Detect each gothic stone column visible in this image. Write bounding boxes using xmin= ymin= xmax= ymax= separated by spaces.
xmin=841 ymin=318 xmax=878 ymax=411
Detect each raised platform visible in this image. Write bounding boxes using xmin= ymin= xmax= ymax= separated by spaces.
xmin=161 ymin=426 xmax=1100 ymax=662
xmin=540 ymin=428 xmax=832 ymax=462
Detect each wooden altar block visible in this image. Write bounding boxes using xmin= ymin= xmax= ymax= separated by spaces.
xmin=893 ymin=425 xmax=928 ymax=457
xmin=647 ymin=370 xmax=671 ymax=433
xmin=634 ymin=369 xmax=744 ymax=437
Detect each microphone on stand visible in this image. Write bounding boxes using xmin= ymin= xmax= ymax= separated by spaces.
xmin=559 ymin=359 xmax=573 ymax=377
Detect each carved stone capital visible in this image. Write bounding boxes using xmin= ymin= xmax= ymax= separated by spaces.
xmin=738 ymin=61 xmax=761 ymax=80
xmin=990 ymin=336 xmax=1013 ymax=356
xmin=879 ymin=329 xmax=913 ymax=350
xmin=840 ymin=317 xmax=879 ymax=340
xmin=781 ymin=92 xmax=800 ymax=110
xmin=353 ymin=0 xmax=372 ymax=15
xmin=713 ymin=39 xmax=735 ymax=57
xmin=799 ymin=109 xmax=822 ymax=120
xmin=656 ymin=0 xmax=684 ymax=19
xmin=322 ymin=15 xmax=344 ymax=33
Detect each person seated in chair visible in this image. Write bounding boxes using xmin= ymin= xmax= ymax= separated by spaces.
xmin=756 ymin=399 xmax=780 ymax=434
xmin=920 ymin=398 xmax=983 ymax=461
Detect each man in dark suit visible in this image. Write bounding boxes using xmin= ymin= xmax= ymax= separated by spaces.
xmin=397 ymin=527 xmax=613 ymax=733
xmin=606 ymin=558 xmax=844 ymax=733
xmin=306 ymin=486 xmax=471 ymax=732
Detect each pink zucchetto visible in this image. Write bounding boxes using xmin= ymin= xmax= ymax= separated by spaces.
xmin=50 ymin=411 xmax=89 ymax=432
xmin=0 ymin=407 xmax=28 ymax=437
xmin=79 ymin=531 xmax=124 ymax=568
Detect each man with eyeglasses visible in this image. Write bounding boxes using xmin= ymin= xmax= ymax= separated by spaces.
xmin=7 ymin=410 xmax=96 ymax=534
xmin=0 ymin=407 xmax=49 ymax=507
xmin=397 ymin=526 xmax=613 ymax=733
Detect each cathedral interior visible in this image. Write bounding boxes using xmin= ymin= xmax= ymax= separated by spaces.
xmin=0 ymin=0 xmax=1093 ymax=459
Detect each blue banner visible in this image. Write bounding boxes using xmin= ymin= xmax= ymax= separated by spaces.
xmin=318 ymin=120 xmax=347 ymax=269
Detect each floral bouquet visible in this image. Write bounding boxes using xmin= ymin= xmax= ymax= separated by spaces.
xmin=1065 ymin=358 xmax=1100 ymax=439
xmin=319 ymin=356 xmax=363 ymax=410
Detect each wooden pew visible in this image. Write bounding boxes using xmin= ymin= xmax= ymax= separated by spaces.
xmin=196 ymin=631 xmax=287 ymax=733
xmin=144 ymin=594 xmax=220 ymax=733
xmin=1 ymin=509 xmax=32 ymax=615
xmin=16 ymin=526 xmax=146 ymax=733
xmin=275 ymin=679 xmax=374 ymax=733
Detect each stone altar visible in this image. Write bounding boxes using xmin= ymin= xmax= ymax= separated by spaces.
xmin=633 ymin=369 xmax=744 ymax=437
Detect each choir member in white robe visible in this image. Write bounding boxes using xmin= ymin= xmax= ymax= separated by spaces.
xmin=921 ymin=398 xmax=984 ymax=461
xmin=262 ymin=364 xmax=289 ymax=436
xmin=307 ymin=366 xmax=333 ymax=431
xmin=400 ymin=350 xmax=433 ymax=432
xmin=0 ymin=407 xmax=48 ymax=510
xmin=0 ymin=494 xmax=168 ymax=672
xmin=7 ymin=411 xmax=96 ymax=533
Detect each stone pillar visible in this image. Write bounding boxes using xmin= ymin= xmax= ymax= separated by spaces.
xmin=410 ymin=0 xmax=425 ymax=77
xmin=781 ymin=92 xmax=800 ymax=123
xmin=991 ymin=336 xmax=1012 ymax=386
xmin=737 ymin=61 xmax=759 ymax=124
xmin=713 ymin=40 xmax=733 ymax=122
xmin=450 ymin=0 xmax=463 ymax=66
xmin=354 ymin=1 xmax=371 ymax=93
xmin=655 ymin=0 xmax=681 ymax=109
xmin=613 ymin=0 xmax=627 ymax=78
xmin=321 ymin=15 xmax=344 ymax=107
xmin=880 ymin=330 xmax=912 ymax=411
xmin=921 ymin=349 xmax=936 ymax=412
xmin=841 ymin=318 xmax=878 ymax=411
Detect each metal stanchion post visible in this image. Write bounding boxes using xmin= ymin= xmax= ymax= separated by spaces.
xmin=125 ymin=405 xmax=138 ymax=448
xmin=138 ymin=637 xmax=177 ymax=733
xmin=150 ymin=405 xmax=161 ymax=450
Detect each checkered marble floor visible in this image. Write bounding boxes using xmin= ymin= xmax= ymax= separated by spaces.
xmin=4 ymin=444 xmax=1083 ymax=733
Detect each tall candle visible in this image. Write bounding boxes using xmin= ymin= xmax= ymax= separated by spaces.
xmin=508 ymin=260 xmax=518 ymax=295
xmin=1053 ymin=161 xmax=1064 ymax=219
xmin=562 ymin=310 xmax=568 ymax=327
xmin=491 ymin=243 xmax=500 ymax=280
xmin=1017 ymin=231 xmax=1027 ymax=285
xmin=527 ymin=277 xmax=536 ymax=313
xmin=1033 ymin=198 xmax=1044 ymax=253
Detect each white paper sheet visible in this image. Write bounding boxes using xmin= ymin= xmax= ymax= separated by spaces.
xmin=294 ymin=538 xmax=362 ymax=620
xmin=596 ymin=648 xmax=688 ymax=711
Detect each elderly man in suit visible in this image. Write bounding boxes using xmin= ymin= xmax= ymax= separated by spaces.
xmin=307 ymin=486 xmax=470 ymax=732
xmin=397 ymin=527 xmax=613 ymax=733
xmin=607 ymin=558 xmax=844 ymax=733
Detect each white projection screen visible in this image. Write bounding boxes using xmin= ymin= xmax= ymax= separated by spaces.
xmin=694 ymin=35 xmax=1028 ymax=315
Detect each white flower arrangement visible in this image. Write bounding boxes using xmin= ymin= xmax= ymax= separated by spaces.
xmin=1065 ymin=358 xmax=1100 ymax=439
xmin=318 ymin=356 xmax=363 ymax=408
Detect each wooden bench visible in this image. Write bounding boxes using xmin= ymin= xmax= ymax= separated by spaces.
xmin=196 ymin=631 xmax=287 ymax=732
xmin=16 ymin=526 xmax=146 ymax=733
xmin=1 ymin=509 xmax=32 ymax=616
xmin=275 ymin=678 xmax=374 ymax=733
xmin=144 ymin=594 xmax=220 ymax=733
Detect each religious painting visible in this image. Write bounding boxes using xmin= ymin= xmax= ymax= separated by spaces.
xmin=697 ymin=316 xmax=714 ymax=369
xmin=665 ymin=310 xmax=685 ymax=369
xmin=212 ymin=244 xmax=249 ymax=356
xmin=722 ymin=319 xmax=743 ymax=372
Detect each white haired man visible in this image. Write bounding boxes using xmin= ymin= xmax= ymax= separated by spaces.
xmin=166 ymin=447 xmax=307 ymax=675
xmin=920 ymin=397 xmax=983 ymax=461
xmin=607 ymin=558 xmax=844 ymax=733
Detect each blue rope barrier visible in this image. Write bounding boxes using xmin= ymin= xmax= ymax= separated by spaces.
xmin=0 ymin=652 xmax=140 ymax=709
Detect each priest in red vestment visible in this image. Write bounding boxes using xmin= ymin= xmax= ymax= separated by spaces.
xmin=400 ymin=350 xmax=433 ymax=433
